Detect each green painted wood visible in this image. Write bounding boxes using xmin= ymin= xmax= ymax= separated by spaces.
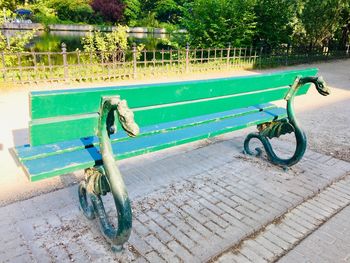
xmin=30 ymin=68 xmax=318 ymax=119
xmin=23 ymin=108 xmax=287 ymax=181
xmin=131 ymin=85 xmax=308 ymax=126
xmin=30 ymin=85 xmax=309 ymax=146
xmin=30 ymin=114 xmax=98 ymax=146
xmin=22 ymin=104 xmax=276 ymax=159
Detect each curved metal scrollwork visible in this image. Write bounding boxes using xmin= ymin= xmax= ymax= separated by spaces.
xmin=78 ymin=97 xmax=139 ymax=251
xmin=244 ymin=76 xmax=330 ymax=167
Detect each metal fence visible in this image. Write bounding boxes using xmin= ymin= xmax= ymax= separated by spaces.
xmin=1 ymin=43 xmax=349 ymax=84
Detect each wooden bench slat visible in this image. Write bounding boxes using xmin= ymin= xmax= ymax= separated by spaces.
xmin=18 ymin=104 xmax=275 ymax=161
xmin=131 ymin=85 xmax=307 ymax=126
xmin=29 ymin=83 xmax=308 ymax=146
xmin=30 ymin=68 xmax=318 ymax=119
xmin=30 ymin=113 xmax=99 ymax=147
xmin=22 ymin=107 xmax=286 ymax=181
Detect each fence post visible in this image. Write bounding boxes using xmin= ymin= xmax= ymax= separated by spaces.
xmin=1 ymin=52 xmax=6 ymax=82
xmin=185 ymin=42 xmax=189 ymax=73
xmin=17 ymin=53 xmax=22 ymax=83
xmin=132 ymin=43 xmax=137 ymax=79
xmin=61 ymin=43 xmax=68 ymax=81
xmin=161 ymin=49 xmax=164 ymax=67
xmin=259 ymin=47 xmax=263 ymax=69
xmin=170 ymin=48 xmax=173 ymax=66
xmin=285 ymin=45 xmax=289 ymax=66
xmin=77 ymin=49 xmax=82 ymax=81
xmin=226 ymin=43 xmax=231 ymax=68
xmin=249 ymin=46 xmax=252 ymax=66
xmin=32 ymin=51 xmax=37 ymax=82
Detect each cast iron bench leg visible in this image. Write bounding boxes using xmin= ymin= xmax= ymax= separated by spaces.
xmin=78 ymin=96 xmax=139 ymax=251
xmin=244 ymin=76 xmax=330 ymax=168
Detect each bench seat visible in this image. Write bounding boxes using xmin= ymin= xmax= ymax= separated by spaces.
xmin=15 ymin=104 xmax=286 ymax=181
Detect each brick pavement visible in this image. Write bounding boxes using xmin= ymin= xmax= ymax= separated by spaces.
xmin=278 ymin=196 xmax=350 ymax=263
xmin=213 ymin=173 xmax=350 ymax=263
xmin=0 ymin=134 xmax=349 ymax=263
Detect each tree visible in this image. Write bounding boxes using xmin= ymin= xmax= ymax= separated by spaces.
xmin=48 ymin=0 xmax=96 ymax=24
xmin=155 ymin=0 xmax=182 ymax=23
xmin=91 ymin=0 xmax=125 ymax=23
xmin=137 ymin=11 xmax=160 ymax=27
xmin=182 ymin=0 xmax=256 ymax=48
xmin=333 ymin=3 xmax=350 ymax=49
xmin=30 ymin=1 xmax=59 ymax=24
xmin=254 ymin=0 xmax=298 ymax=48
xmin=297 ymin=0 xmax=348 ymax=48
xmin=140 ymin=0 xmax=157 ymax=14
xmin=0 ymin=0 xmax=16 ymax=11
xmin=123 ymin=0 xmax=141 ymax=25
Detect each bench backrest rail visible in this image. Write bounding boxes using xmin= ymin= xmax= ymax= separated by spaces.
xmin=29 ymin=68 xmax=318 ymax=146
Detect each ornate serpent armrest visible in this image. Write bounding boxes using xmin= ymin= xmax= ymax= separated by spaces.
xmin=244 ymin=76 xmax=330 ymax=168
xmin=78 ymin=96 xmax=139 ymax=251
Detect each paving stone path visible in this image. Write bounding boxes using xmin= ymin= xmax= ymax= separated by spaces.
xmin=278 ymin=199 xmax=350 ymax=263
xmin=214 ymin=173 xmax=350 ymax=263
xmin=0 ymin=134 xmax=349 ymax=263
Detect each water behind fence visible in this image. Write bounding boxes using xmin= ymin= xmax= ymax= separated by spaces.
xmin=1 ymin=44 xmax=349 ymax=84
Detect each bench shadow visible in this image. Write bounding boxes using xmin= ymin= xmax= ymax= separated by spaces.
xmin=9 ymin=128 xmax=30 ymax=168
xmin=8 ymin=147 xmax=22 ymax=167
xmin=12 ymin=128 xmax=29 ymax=147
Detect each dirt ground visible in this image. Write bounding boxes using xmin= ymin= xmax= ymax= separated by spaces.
xmin=0 ymin=59 xmax=349 ymax=206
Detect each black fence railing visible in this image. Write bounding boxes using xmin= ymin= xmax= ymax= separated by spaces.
xmin=1 ymin=44 xmax=349 ymax=83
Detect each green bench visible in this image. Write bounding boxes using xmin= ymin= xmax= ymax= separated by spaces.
xmin=13 ymin=68 xmax=329 ymax=250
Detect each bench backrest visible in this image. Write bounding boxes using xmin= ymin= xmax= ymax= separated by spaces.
xmin=29 ymin=68 xmax=318 ymax=146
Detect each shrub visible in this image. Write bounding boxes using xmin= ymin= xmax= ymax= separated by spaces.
xmin=47 ymin=0 xmax=98 ymax=24
xmin=82 ymin=25 xmax=129 ymax=62
xmin=91 ymin=0 xmax=125 ymax=23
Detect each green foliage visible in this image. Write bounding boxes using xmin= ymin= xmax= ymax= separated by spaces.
xmin=137 ymin=12 xmax=160 ymax=28
xmin=254 ymin=0 xmax=297 ymax=47
xmin=140 ymin=0 xmax=157 ymax=14
xmin=296 ymin=0 xmax=349 ymax=47
xmin=123 ymin=0 xmax=141 ymax=26
xmin=0 ymin=7 xmax=15 ymax=24
xmin=82 ymin=25 xmax=129 ymax=53
xmin=155 ymin=0 xmax=182 ymax=23
xmin=182 ymin=0 xmax=256 ymax=48
xmin=336 ymin=4 xmax=350 ymax=48
xmin=0 ymin=30 xmax=34 ymax=52
xmin=0 ymin=8 xmax=34 ymax=54
xmin=47 ymin=0 xmax=99 ymax=24
xmin=29 ymin=1 xmax=60 ymax=24
xmin=138 ymin=0 xmax=188 ymax=24
xmin=0 ymin=0 xmax=16 ymax=11
xmin=1 ymin=0 xmax=350 ymax=51
xmin=0 ymin=30 xmax=35 ymax=66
